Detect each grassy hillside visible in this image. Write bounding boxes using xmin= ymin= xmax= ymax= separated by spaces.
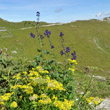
xmin=0 ymin=18 xmax=110 ymax=76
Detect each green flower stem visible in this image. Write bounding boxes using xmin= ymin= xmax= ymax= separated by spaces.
xmin=36 ymin=17 xmax=43 ymax=56
xmin=60 ymin=37 xmax=68 ymax=68
xmin=47 ymin=37 xmax=55 ymax=59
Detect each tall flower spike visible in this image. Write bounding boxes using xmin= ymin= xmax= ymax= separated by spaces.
xmin=66 ymin=47 xmax=71 ymax=53
xmin=36 ymin=11 xmax=40 ymax=16
xmin=71 ymin=51 xmax=77 ymax=60
xmin=44 ymin=30 xmax=51 ymax=37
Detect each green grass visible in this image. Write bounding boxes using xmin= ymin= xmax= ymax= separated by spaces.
xmin=0 ymin=18 xmax=110 ymax=99
xmin=74 ymin=70 xmax=110 ymax=98
xmin=0 ymin=18 xmax=110 ymax=77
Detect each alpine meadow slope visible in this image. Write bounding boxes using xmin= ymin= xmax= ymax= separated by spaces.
xmin=0 ymin=18 xmax=110 ymax=76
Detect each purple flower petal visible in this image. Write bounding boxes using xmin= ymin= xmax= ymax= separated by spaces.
xmin=36 ymin=11 xmax=40 ymax=16
xmin=60 ymin=32 xmax=64 ymax=37
xmin=30 ymin=33 xmax=35 ymax=38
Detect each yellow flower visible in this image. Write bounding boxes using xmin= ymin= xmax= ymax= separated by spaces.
xmin=10 ymin=101 xmax=17 ymax=108
xmin=25 ymin=86 xmax=33 ymax=94
xmin=52 ymin=95 xmax=58 ymax=100
xmin=19 ymin=96 xmax=22 ymax=100
xmin=86 ymin=98 xmax=91 ymax=103
xmin=68 ymin=68 xmax=75 ymax=72
xmin=40 ymin=70 xmax=49 ymax=74
xmin=53 ymin=99 xmax=74 ymax=110
xmin=32 ymin=68 xmax=36 ymax=70
xmin=86 ymin=96 xmax=103 ymax=105
xmin=36 ymin=66 xmax=42 ymax=69
xmin=17 ymin=73 xmax=20 ymax=76
xmin=47 ymin=79 xmax=65 ymax=91
xmin=39 ymin=98 xmax=51 ymax=104
xmin=29 ymin=77 xmax=35 ymax=80
xmin=33 ymin=94 xmax=38 ymax=99
xmin=100 ymin=98 xmax=103 ymax=102
xmin=13 ymin=73 xmax=21 ymax=79
xmin=40 ymin=94 xmax=48 ymax=98
xmin=23 ymin=71 xmax=27 ymax=75
xmin=23 ymin=78 xmax=25 ymax=80
xmin=16 ymin=76 xmax=20 ymax=79
xmin=11 ymin=85 xmax=18 ymax=89
xmin=29 ymin=94 xmax=38 ymax=101
xmin=1 ymin=93 xmax=12 ymax=101
xmin=67 ymin=59 xmax=77 ymax=64
xmin=21 ymin=85 xmax=28 ymax=89
xmin=90 ymin=97 xmax=94 ymax=100
xmin=12 ymin=76 xmax=16 ymax=78
xmin=93 ymin=100 xmax=100 ymax=105
xmin=0 ymin=101 xmax=4 ymax=105
xmin=46 ymin=75 xmax=50 ymax=82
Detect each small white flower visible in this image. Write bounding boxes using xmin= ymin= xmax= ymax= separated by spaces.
xmin=76 ymin=98 xmax=79 ymax=101
xmin=80 ymin=92 xmax=84 ymax=94
xmin=11 ymin=51 xmax=17 ymax=54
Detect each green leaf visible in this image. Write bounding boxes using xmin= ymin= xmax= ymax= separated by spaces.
xmin=37 ymin=49 xmax=41 ymax=52
xmin=43 ymin=50 xmax=50 ymax=54
xmin=2 ymin=74 xmax=8 ymax=80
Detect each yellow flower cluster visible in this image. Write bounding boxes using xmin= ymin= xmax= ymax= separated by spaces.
xmin=0 ymin=92 xmax=14 ymax=106
xmin=25 ymin=86 xmax=33 ymax=94
xmin=10 ymin=101 xmax=18 ymax=108
xmin=67 ymin=59 xmax=77 ymax=64
xmin=29 ymin=94 xmax=38 ymax=101
xmin=39 ymin=94 xmax=51 ymax=104
xmin=53 ymin=99 xmax=74 ymax=110
xmin=68 ymin=66 xmax=75 ymax=73
xmin=46 ymin=75 xmax=50 ymax=81
xmin=0 ymin=92 xmax=14 ymax=101
xmin=52 ymin=95 xmax=58 ymax=100
xmin=23 ymin=71 xmax=27 ymax=75
xmin=86 ymin=97 xmax=103 ymax=105
xmin=28 ymin=71 xmax=40 ymax=77
xmin=0 ymin=101 xmax=4 ymax=105
xmin=68 ymin=59 xmax=77 ymax=73
xmin=11 ymin=84 xmax=33 ymax=94
xmin=47 ymin=79 xmax=65 ymax=91
xmin=13 ymin=73 xmax=21 ymax=79
xmin=36 ymin=66 xmax=49 ymax=74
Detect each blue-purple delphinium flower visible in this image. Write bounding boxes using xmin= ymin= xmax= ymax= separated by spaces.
xmin=44 ymin=30 xmax=51 ymax=37
xmin=71 ymin=56 xmax=77 ymax=60
xmin=71 ymin=51 xmax=76 ymax=56
xmin=65 ymin=47 xmax=71 ymax=53
xmin=60 ymin=50 xmax=65 ymax=55
xmin=36 ymin=11 xmax=40 ymax=16
xmin=60 ymin=32 xmax=64 ymax=37
xmin=71 ymin=51 xmax=77 ymax=60
xmin=40 ymin=35 xmax=44 ymax=39
xmin=30 ymin=33 xmax=35 ymax=38
xmin=51 ymin=45 xmax=54 ymax=49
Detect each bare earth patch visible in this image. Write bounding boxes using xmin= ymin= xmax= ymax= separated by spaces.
xmin=96 ymin=98 xmax=110 ymax=110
